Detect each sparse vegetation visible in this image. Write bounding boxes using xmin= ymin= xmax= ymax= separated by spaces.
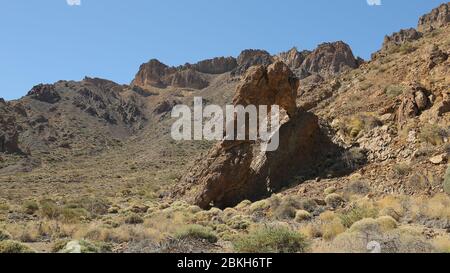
xmin=0 ymin=240 xmax=34 ymax=253
xmin=384 ymin=84 xmax=405 ymax=98
xmin=233 ymin=226 xmax=309 ymax=253
xmin=175 ymin=225 xmax=218 ymax=243
xmin=418 ymin=124 xmax=448 ymax=146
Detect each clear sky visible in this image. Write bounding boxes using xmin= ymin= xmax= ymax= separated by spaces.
xmin=0 ymin=0 xmax=447 ymax=100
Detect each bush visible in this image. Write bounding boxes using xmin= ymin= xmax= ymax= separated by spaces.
xmin=0 ymin=240 xmax=34 ymax=253
xmin=124 ymin=214 xmax=144 ymax=225
xmin=273 ymin=197 xmax=300 ymax=219
xmin=233 ymin=226 xmax=309 ymax=253
xmin=39 ymin=199 xmax=61 ymax=219
xmin=0 ymin=230 xmax=12 ymax=241
xmin=418 ymin=124 xmax=448 ymax=146
xmin=60 ymin=207 xmax=90 ymax=223
xmin=344 ymin=180 xmax=371 ymax=196
xmin=385 ymin=85 xmax=405 ymax=98
xmin=349 ymin=218 xmax=380 ymax=234
xmin=376 ymin=216 xmax=398 ymax=232
xmin=393 ymin=163 xmax=412 ymax=177
xmin=339 ymin=206 xmax=379 ymax=228
xmin=175 ymin=225 xmax=218 ymax=243
xmin=295 ymin=210 xmax=312 ymax=222
xmin=444 ymin=166 xmax=450 ymax=195
xmin=325 ymin=194 xmax=345 ymax=209
xmin=23 ymin=200 xmax=39 ymax=215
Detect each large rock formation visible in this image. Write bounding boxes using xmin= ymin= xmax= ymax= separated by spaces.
xmin=381 ymin=28 xmax=423 ymax=51
xmin=132 ymin=57 xmax=237 ymax=90
xmin=418 ymin=2 xmax=450 ymax=32
xmin=132 ymin=59 xmax=177 ymax=88
xmin=176 ymin=61 xmax=333 ymax=209
xmin=298 ymin=41 xmax=361 ymax=79
xmin=190 ymin=57 xmax=237 ymax=74
xmin=27 ymin=84 xmax=61 ymax=104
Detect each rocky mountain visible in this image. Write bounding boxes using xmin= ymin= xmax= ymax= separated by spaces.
xmin=0 ymin=2 xmax=449 ymax=254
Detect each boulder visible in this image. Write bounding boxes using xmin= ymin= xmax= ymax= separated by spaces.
xmin=429 ymin=154 xmax=448 ymax=165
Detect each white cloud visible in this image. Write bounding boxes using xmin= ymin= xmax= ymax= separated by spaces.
xmin=66 ymin=0 xmax=81 ymax=6
xmin=367 ymin=0 xmax=382 ymax=6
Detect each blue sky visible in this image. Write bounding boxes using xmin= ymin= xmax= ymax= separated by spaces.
xmin=0 ymin=0 xmax=446 ymax=100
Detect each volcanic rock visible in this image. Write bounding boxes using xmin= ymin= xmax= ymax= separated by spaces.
xmin=418 ymin=3 xmax=450 ymax=32
xmin=298 ymin=41 xmax=360 ymax=79
xmin=177 ymin=61 xmax=333 ymax=209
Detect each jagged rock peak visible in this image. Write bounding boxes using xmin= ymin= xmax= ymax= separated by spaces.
xmin=275 ymin=47 xmax=311 ymax=70
xmin=418 ymin=2 xmax=450 ymax=32
xmin=232 ymin=49 xmax=274 ymax=76
xmin=299 ymin=41 xmax=360 ymax=79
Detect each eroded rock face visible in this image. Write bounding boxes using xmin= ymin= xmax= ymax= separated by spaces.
xmin=397 ymin=83 xmax=431 ymax=125
xmin=171 ymin=69 xmax=209 ymax=89
xmin=382 ymin=28 xmax=423 ymax=51
xmin=418 ymin=3 xmax=450 ymax=32
xmin=299 ymin=41 xmax=360 ymax=79
xmin=232 ymin=49 xmax=274 ymax=76
xmin=132 ymin=59 xmax=177 ymax=88
xmin=0 ymin=108 xmax=22 ymax=154
xmin=27 ymin=84 xmax=61 ymax=103
xmin=233 ymin=62 xmax=298 ymax=116
xmin=191 ymin=57 xmax=237 ymax=74
xmin=132 ymin=59 xmax=211 ymax=90
xmin=275 ymin=47 xmax=311 ymax=70
xmin=176 ymin=61 xmax=332 ymax=209
xmin=426 ymin=44 xmax=449 ymax=69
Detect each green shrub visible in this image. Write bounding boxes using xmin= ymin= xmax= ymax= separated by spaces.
xmin=444 ymin=166 xmax=450 ymax=195
xmin=399 ymin=43 xmax=418 ymax=54
xmin=384 ymin=85 xmax=405 ymax=98
xmin=0 ymin=230 xmax=12 ymax=241
xmin=39 ymin=199 xmax=61 ymax=219
xmin=0 ymin=240 xmax=34 ymax=253
xmin=419 ymin=124 xmax=448 ymax=146
xmin=344 ymin=180 xmax=371 ymax=195
xmin=23 ymin=200 xmax=39 ymax=215
xmin=295 ymin=210 xmax=312 ymax=222
xmin=60 ymin=207 xmax=90 ymax=223
xmin=273 ymin=197 xmax=300 ymax=219
xmin=175 ymin=225 xmax=218 ymax=243
xmin=393 ymin=163 xmax=412 ymax=177
xmin=124 ymin=214 xmax=144 ymax=225
xmin=233 ymin=226 xmax=309 ymax=253
xmin=325 ymin=194 xmax=345 ymax=209
xmin=339 ymin=206 xmax=379 ymax=228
